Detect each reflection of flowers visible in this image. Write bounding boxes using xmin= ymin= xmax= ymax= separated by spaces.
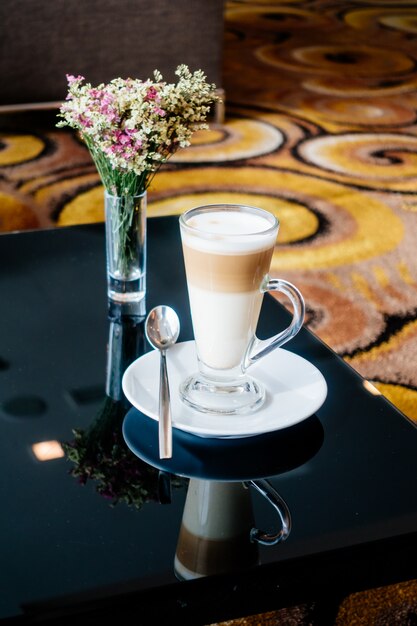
xmin=62 ymin=396 xmax=183 ymax=510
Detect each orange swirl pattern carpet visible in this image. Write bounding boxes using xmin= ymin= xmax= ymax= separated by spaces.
xmin=1 ymin=0 xmax=417 ymax=426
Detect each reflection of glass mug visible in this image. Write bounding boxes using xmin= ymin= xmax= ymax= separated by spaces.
xmin=174 ymin=480 xmax=259 ymax=580
xmin=174 ymin=478 xmax=291 ymax=581
xmin=179 ymin=204 xmax=305 ymax=415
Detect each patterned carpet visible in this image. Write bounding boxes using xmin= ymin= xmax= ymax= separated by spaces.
xmin=1 ymin=0 xmax=417 ymax=427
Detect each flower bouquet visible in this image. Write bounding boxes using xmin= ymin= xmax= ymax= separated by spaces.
xmin=57 ymin=65 xmax=219 ymax=303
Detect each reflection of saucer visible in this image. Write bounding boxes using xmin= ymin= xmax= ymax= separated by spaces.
xmin=122 ymin=340 xmax=327 ymax=439
xmin=123 ymin=408 xmax=324 ymax=481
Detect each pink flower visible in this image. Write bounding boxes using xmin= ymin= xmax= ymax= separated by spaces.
xmin=111 ymin=145 xmax=124 ymax=155
xmin=114 ymin=130 xmax=128 ymax=142
xmin=66 ymin=74 xmax=84 ymax=85
xmin=89 ymin=88 xmax=103 ymax=99
xmin=145 ymin=86 xmax=159 ymax=101
xmin=153 ymin=106 xmax=166 ymax=117
xmin=101 ymin=92 xmax=114 ymax=105
xmin=119 ymin=134 xmax=131 ymax=146
xmin=106 ymin=109 xmax=119 ymax=123
xmin=77 ymin=113 xmax=93 ymax=128
xmin=101 ymin=105 xmax=118 ymax=122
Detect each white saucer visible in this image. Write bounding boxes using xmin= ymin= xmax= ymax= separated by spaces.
xmin=122 ymin=341 xmax=327 ymax=439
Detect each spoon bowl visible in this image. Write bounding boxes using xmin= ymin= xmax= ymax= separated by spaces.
xmin=145 ymin=305 xmax=180 ymax=352
xmin=145 ymin=306 xmax=180 ymax=459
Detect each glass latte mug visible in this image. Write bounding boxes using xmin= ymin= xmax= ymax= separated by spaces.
xmin=179 ymin=204 xmax=305 ymax=415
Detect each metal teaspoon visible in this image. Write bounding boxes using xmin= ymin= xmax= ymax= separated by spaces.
xmin=145 ymin=305 xmax=180 ymax=459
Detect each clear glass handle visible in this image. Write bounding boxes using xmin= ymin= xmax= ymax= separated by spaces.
xmin=243 ymin=278 xmax=305 ymax=370
xmin=246 ymin=479 xmax=291 ymax=545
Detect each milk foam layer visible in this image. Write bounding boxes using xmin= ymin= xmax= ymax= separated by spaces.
xmin=182 ymin=210 xmax=277 ymax=254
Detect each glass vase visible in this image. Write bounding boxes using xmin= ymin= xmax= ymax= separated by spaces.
xmin=104 ymin=191 xmax=147 ymax=310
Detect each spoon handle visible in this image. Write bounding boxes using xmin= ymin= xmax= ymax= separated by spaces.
xmin=159 ymin=350 xmax=172 ymax=459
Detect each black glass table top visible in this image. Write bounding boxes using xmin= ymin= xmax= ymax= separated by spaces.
xmin=1 ymin=217 xmax=417 ymax=625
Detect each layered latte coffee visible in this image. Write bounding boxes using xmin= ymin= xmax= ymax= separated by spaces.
xmin=181 ymin=209 xmax=277 ymax=371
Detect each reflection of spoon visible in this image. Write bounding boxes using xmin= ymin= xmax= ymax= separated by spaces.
xmin=145 ymin=306 xmax=180 ymax=459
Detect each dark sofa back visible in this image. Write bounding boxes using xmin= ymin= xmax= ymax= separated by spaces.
xmin=0 ymin=0 xmax=225 ymax=105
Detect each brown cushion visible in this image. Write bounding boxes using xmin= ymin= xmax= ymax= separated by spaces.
xmin=0 ymin=0 xmax=224 ymax=105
